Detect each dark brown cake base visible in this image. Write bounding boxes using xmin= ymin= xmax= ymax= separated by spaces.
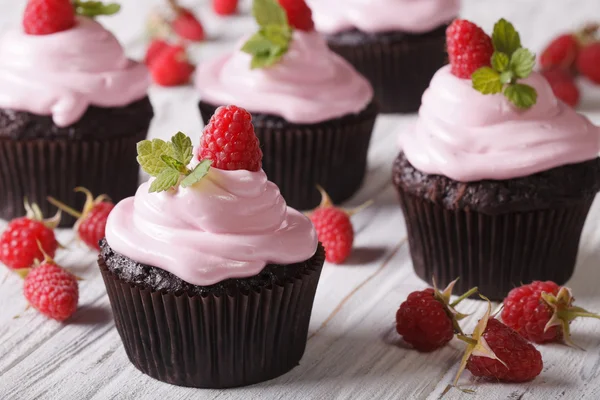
xmin=325 ymin=24 xmax=449 ymax=114
xmin=393 ymin=153 xmax=600 ymax=300
xmin=0 ymin=97 xmax=153 ymax=226
xmin=199 ymin=101 xmax=377 ymax=210
xmin=99 ymin=240 xmax=325 ymax=388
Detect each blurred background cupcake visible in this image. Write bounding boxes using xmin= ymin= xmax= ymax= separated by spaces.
xmin=196 ymin=0 xmax=377 ymax=210
xmin=307 ymin=0 xmax=459 ymax=113
xmin=0 ymin=2 xmax=153 ymax=226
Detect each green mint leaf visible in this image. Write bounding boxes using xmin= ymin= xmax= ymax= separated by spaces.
xmin=242 ymin=25 xmax=292 ymax=69
xmin=492 ymin=18 xmax=521 ymax=56
xmin=491 ymin=52 xmax=510 ymax=72
xmin=509 ymin=48 xmax=536 ymax=79
xmin=136 ymin=139 xmax=176 ymax=177
xmin=149 ymin=168 xmax=180 ymax=193
xmin=181 ymin=160 xmax=213 ymax=188
xmin=161 ymin=155 xmax=185 ymax=172
xmin=74 ymin=1 xmax=121 ymax=18
xmin=171 ymin=132 xmax=193 ymax=166
xmin=241 ymin=32 xmax=276 ymax=55
xmin=252 ymin=0 xmax=288 ymax=27
xmin=503 ymin=83 xmax=538 ymax=109
xmin=499 ymin=70 xmax=514 ymax=84
xmin=472 ymin=67 xmax=503 ymax=94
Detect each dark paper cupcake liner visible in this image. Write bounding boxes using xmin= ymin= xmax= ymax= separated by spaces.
xmin=0 ymin=133 xmax=146 ymax=226
xmin=397 ymin=189 xmax=594 ymax=300
xmin=325 ymin=25 xmax=448 ymax=113
xmin=99 ymin=250 xmax=325 ymax=388
xmin=199 ymin=101 xmax=377 ymax=210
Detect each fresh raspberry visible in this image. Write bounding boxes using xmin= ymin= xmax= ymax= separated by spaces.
xmin=310 ymin=207 xmax=353 ymax=264
xmin=171 ymin=8 xmax=205 ymax=42
xmin=150 ymin=45 xmax=195 ymax=86
xmin=213 ymin=0 xmax=238 ymax=16
xmin=145 ymin=39 xmax=170 ymax=68
xmin=0 ymin=217 xmax=58 ymax=270
xmin=541 ymin=69 xmax=580 ymax=107
xmin=466 ymin=318 xmax=543 ymax=382
xmin=446 ymin=19 xmax=494 ymax=79
xmin=24 ymin=259 xmax=78 ymax=321
xmin=576 ymin=42 xmax=600 ymax=84
xmin=278 ymin=0 xmax=314 ymax=32
xmin=23 ymin=0 xmax=76 ymax=35
xmin=540 ymin=34 xmax=580 ymax=71
xmin=198 ymin=105 xmax=262 ymax=171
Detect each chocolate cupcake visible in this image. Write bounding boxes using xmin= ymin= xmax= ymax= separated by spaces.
xmin=394 ymin=19 xmax=600 ymax=300
xmin=100 ymin=114 xmax=324 ymax=388
xmin=0 ymin=12 xmax=152 ymax=226
xmin=307 ymin=0 xmax=459 ymax=113
xmin=195 ymin=0 xmax=376 ymax=210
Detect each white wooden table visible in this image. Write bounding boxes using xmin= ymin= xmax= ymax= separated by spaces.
xmin=2 ymin=1 xmax=600 ymax=399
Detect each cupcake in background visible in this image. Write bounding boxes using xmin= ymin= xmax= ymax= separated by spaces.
xmin=0 ymin=0 xmax=153 ymax=225
xmin=196 ymin=0 xmax=376 ymax=210
xmin=100 ymin=106 xmax=324 ymax=388
xmin=394 ymin=19 xmax=600 ymax=300
xmin=307 ymin=0 xmax=459 ymax=113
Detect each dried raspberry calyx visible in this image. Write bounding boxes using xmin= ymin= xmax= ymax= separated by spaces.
xmin=432 ymin=278 xmax=478 ymax=335
xmin=24 ymin=199 xmax=62 ymax=230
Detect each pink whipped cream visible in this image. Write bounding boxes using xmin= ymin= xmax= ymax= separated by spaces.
xmin=0 ymin=17 xmax=149 ymax=127
xmin=399 ymin=65 xmax=600 ymax=182
xmin=306 ymin=0 xmax=460 ymax=34
xmin=195 ymin=30 xmax=373 ymax=124
xmin=105 ymin=167 xmax=318 ymax=286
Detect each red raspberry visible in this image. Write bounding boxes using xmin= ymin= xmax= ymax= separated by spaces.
xmin=541 ymin=69 xmax=580 ymax=107
xmin=198 ymin=105 xmax=262 ymax=171
xmin=172 ymin=8 xmax=205 ymax=42
xmin=446 ymin=19 xmax=494 ymax=79
xmin=310 ymin=207 xmax=353 ymax=264
xmin=150 ymin=45 xmax=195 ymax=87
xmin=540 ymin=34 xmax=580 ymax=71
xmin=278 ymin=0 xmax=314 ymax=32
xmin=501 ymin=281 xmax=599 ymax=346
xmin=145 ymin=39 xmax=170 ymax=68
xmin=23 ymin=0 xmax=76 ymax=35
xmin=466 ymin=318 xmax=543 ymax=382
xmin=0 ymin=214 xmax=59 ymax=270
xmin=24 ymin=259 xmax=78 ymax=321
xmin=213 ymin=0 xmax=238 ymax=16
xmin=576 ymin=42 xmax=600 ymax=84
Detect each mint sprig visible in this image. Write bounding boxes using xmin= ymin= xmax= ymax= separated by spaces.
xmin=472 ymin=18 xmax=538 ymax=109
xmin=137 ymin=132 xmax=212 ymax=193
xmin=241 ymin=0 xmax=293 ymax=69
xmin=74 ymin=1 xmax=121 ymax=18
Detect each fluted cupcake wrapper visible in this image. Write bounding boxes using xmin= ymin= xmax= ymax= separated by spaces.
xmin=99 ymin=250 xmax=325 ymax=389
xmin=199 ymin=101 xmax=377 ymax=210
xmin=0 ymin=133 xmax=145 ymax=226
xmin=397 ymin=189 xmax=594 ymax=300
xmin=326 ymin=26 xmax=448 ymax=114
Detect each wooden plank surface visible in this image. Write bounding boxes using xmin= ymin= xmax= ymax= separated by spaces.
xmin=2 ymin=1 xmax=600 ymax=399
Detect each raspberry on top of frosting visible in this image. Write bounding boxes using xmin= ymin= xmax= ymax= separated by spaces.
xmin=105 ymin=107 xmax=318 ymax=286
xmin=399 ymin=18 xmax=600 ymax=182
xmin=306 ymin=0 xmax=460 ymax=35
xmin=195 ymin=0 xmax=373 ymax=124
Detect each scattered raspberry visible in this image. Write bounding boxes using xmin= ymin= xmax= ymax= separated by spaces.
xmin=310 ymin=207 xmax=353 ymax=264
xmin=198 ymin=105 xmax=262 ymax=171
xmin=213 ymin=0 xmax=238 ymax=16
xmin=23 ymin=0 xmax=76 ymax=35
xmin=171 ymin=8 xmax=205 ymax=42
xmin=541 ymin=69 xmax=580 ymax=107
xmin=446 ymin=19 xmax=494 ymax=79
xmin=501 ymin=281 xmax=600 ymax=346
xmin=576 ymin=42 xmax=600 ymax=84
xmin=145 ymin=39 xmax=170 ymax=68
xmin=540 ymin=34 xmax=580 ymax=70
xmin=150 ymin=45 xmax=195 ymax=86
xmin=0 ymin=210 xmax=59 ymax=270
xmin=23 ymin=258 xmax=78 ymax=321
xmin=466 ymin=318 xmax=543 ymax=382
xmin=278 ymin=0 xmax=314 ymax=31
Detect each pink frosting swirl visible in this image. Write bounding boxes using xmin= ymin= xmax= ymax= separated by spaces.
xmin=399 ymin=65 xmax=600 ymax=182
xmin=0 ymin=17 xmax=149 ymax=127
xmin=105 ymin=167 xmax=318 ymax=286
xmin=195 ymin=30 xmax=373 ymax=124
xmin=306 ymin=0 xmax=460 ymax=34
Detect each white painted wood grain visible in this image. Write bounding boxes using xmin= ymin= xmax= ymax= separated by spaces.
xmin=2 ymin=0 xmax=600 ymax=399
